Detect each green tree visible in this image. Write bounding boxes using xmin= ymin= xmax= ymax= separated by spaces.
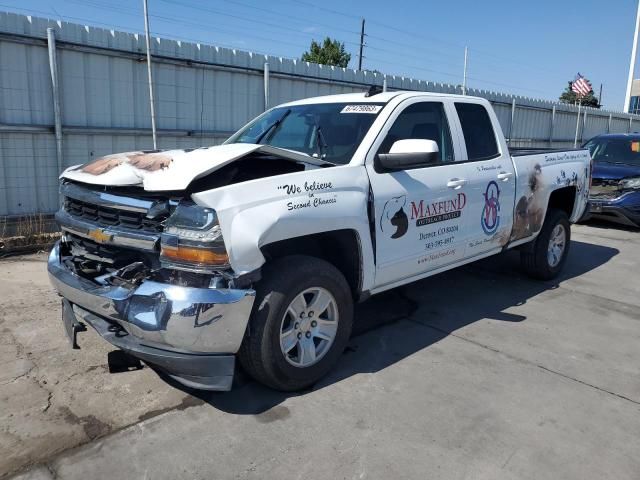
xmin=301 ymin=38 xmax=351 ymax=68
xmin=559 ymin=78 xmax=600 ymax=108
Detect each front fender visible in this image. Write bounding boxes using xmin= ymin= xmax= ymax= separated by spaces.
xmin=191 ymin=165 xmax=375 ymax=291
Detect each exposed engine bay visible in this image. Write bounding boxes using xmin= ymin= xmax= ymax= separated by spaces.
xmin=186 ymin=153 xmax=310 ymax=192
xmin=58 ymin=150 xmax=321 ymax=291
xmin=59 ymin=233 xmax=215 ymax=289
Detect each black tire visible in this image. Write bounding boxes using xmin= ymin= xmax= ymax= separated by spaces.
xmin=520 ymin=208 xmax=571 ymax=280
xmin=238 ymin=255 xmax=354 ymax=391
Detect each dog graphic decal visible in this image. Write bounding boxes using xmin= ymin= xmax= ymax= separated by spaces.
xmin=380 ymin=195 xmax=409 ymax=239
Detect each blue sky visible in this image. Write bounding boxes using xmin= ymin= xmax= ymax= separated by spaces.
xmin=2 ymin=0 xmax=638 ymax=111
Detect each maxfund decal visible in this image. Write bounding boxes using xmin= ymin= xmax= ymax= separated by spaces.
xmin=410 ymin=193 xmax=467 ymax=227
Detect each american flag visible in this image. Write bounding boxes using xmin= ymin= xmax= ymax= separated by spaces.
xmin=572 ymin=73 xmax=592 ymax=97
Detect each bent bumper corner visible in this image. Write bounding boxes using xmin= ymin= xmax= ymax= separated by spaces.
xmin=589 ymin=200 xmax=640 ymax=227
xmin=77 ymin=305 xmax=237 ymax=390
xmin=48 ymin=241 xmax=256 ymax=391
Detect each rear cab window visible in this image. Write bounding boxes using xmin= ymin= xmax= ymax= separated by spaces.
xmin=454 ymin=103 xmax=500 ymax=161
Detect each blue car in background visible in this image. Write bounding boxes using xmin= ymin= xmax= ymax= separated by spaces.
xmin=584 ymin=134 xmax=640 ymax=228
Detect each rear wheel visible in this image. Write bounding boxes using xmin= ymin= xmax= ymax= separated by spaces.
xmin=238 ymin=255 xmax=353 ymax=391
xmin=520 ymin=208 xmax=571 ymax=280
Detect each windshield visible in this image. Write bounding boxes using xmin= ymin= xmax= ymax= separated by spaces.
xmin=584 ymin=137 xmax=640 ymax=165
xmin=225 ymin=103 xmax=385 ymax=165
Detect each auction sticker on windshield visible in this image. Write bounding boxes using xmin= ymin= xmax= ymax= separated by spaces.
xmin=341 ymin=105 xmax=383 ymax=114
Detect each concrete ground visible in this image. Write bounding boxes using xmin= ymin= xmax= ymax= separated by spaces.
xmin=2 ymin=223 xmax=639 ymax=480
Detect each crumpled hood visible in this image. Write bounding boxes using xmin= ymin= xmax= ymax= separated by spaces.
xmin=592 ymin=161 xmax=640 ymax=181
xmin=61 ymin=143 xmax=314 ymax=191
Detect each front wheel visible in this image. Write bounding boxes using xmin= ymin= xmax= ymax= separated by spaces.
xmin=238 ymin=255 xmax=353 ymax=391
xmin=520 ymin=208 xmax=571 ymax=280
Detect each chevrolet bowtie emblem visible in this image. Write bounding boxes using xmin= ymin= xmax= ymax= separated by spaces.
xmin=88 ymin=228 xmax=112 ymax=244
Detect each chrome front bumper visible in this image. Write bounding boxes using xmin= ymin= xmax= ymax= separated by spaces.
xmin=47 ymin=241 xmax=256 ymax=390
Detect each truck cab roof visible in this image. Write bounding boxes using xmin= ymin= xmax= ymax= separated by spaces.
xmin=279 ymin=91 xmax=486 ymax=107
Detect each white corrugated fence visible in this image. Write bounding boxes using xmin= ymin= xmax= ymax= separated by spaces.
xmin=0 ymin=12 xmax=638 ymax=217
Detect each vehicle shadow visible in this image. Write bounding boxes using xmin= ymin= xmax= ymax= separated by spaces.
xmin=164 ymin=239 xmax=618 ymax=415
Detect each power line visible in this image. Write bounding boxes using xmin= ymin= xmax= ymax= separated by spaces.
xmin=57 ymin=0 xmax=557 ymax=85
xmin=365 ymin=41 xmax=463 ymax=70
xmin=60 ymin=0 xmax=359 ymax=55
xmin=281 ymin=0 xmax=361 ymax=20
xmin=365 ymin=55 xmax=462 ymax=81
xmin=62 ymin=0 xmax=323 ymax=51
xmin=156 ymin=0 xmax=363 ymax=48
xmin=153 ymin=0 xmax=472 ymax=75
xmin=3 ymin=1 xmax=557 ymax=99
xmin=364 ymin=34 xmax=533 ymax=78
xmin=286 ymin=0 xmax=562 ymax=77
xmin=161 ymin=0 xmax=471 ymax=73
xmin=221 ymin=0 xmax=556 ymax=87
xmin=207 ymin=0 xmax=465 ymax=70
xmin=206 ymin=0 xmax=552 ymax=81
xmin=219 ymin=0 xmax=360 ymax=36
xmin=0 ymin=3 xmax=289 ymax=56
xmin=367 ymin=55 xmax=550 ymax=97
xmin=63 ymin=0 xmax=475 ymax=80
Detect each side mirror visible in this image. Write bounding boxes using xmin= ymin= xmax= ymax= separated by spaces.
xmin=376 ymin=139 xmax=440 ymax=172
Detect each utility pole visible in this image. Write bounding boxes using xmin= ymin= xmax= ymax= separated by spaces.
xmin=599 ymin=83 xmax=603 ymax=107
xmin=143 ymin=0 xmax=158 ymax=149
xmin=624 ymin=0 xmax=640 ymax=113
xmin=358 ymin=18 xmax=365 ymax=70
xmin=462 ymin=46 xmax=468 ymax=95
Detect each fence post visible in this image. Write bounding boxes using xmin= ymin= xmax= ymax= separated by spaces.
xmin=549 ymin=105 xmax=556 ymax=147
xmin=630 ymin=116 xmax=634 ymax=133
xmin=581 ymin=109 xmax=587 ymax=144
xmin=47 ymin=28 xmax=63 ymax=177
xmin=383 ymin=75 xmax=387 ymax=92
xmin=608 ymin=114 xmax=612 ymax=133
xmin=508 ymin=99 xmax=516 ymax=144
xmin=263 ymin=62 xmax=270 ymax=111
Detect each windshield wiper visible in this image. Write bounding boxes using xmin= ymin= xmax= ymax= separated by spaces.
xmin=314 ymin=123 xmax=328 ymax=159
xmin=256 ymin=109 xmax=291 ymax=144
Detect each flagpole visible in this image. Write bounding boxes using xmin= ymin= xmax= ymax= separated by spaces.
xmin=624 ymin=0 xmax=640 ymax=113
xmin=574 ymin=98 xmax=582 ymax=148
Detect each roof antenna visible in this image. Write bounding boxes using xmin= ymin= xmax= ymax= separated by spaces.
xmin=365 ymin=85 xmax=383 ymax=97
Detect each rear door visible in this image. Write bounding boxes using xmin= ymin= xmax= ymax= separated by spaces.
xmin=451 ymin=101 xmax=516 ymax=256
xmin=366 ymin=98 xmax=471 ymax=289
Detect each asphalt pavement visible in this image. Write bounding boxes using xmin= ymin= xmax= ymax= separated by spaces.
xmin=2 ymin=223 xmax=639 ymax=480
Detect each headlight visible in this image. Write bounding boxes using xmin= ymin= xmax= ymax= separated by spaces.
xmin=160 ymin=203 xmax=230 ymax=272
xmin=619 ymin=177 xmax=640 ymax=190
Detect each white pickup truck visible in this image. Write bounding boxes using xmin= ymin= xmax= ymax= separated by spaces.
xmin=48 ymin=90 xmax=591 ymax=391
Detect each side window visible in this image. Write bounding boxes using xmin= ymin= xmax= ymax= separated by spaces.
xmin=454 ymin=103 xmax=499 ymax=160
xmin=378 ymin=102 xmax=454 ymax=164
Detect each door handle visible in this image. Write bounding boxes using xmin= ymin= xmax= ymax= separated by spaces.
xmin=447 ymin=178 xmax=467 ymax=189
xmin=497 ymin=171 xmax=513 ymax=181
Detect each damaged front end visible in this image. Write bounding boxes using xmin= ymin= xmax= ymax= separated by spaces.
xmin=48 ymin=181 xmax=255 ymax=391
xmin=589 ymin=178 xmax=640 ymax=227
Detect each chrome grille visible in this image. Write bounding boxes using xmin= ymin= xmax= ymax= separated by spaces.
xmin=64 ymin=197 xmax=165 ymax=232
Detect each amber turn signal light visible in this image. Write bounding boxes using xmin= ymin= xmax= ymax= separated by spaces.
xmin=160 ymin=245 xmax=229 ymax=266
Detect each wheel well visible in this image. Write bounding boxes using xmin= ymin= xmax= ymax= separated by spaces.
xmin=548 ymin=186 xmax=576 ymax=218
xmin=260 ymin=230 xmax=363 ymax=299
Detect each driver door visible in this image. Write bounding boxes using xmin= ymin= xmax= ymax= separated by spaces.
xmin=366 ymin=99 xmax=470 ymax=290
